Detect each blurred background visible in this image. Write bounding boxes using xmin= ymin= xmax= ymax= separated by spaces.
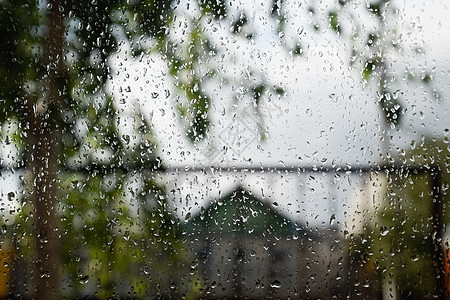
xmin=0 ymin=0 xmax=448 ymax=298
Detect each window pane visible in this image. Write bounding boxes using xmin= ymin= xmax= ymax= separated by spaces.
xmin=0 ymin=0 xmax=448 ymax=298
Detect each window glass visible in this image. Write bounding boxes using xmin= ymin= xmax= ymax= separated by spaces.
xmin=0 ymin=0 xmax=448 ymax=298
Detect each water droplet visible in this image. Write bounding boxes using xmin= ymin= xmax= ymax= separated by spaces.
xmin=343 ymin=230 xmax=350 ymax=239
xmin=305 ymin=282 xmax=311 ymax=293
xmin=80 ymin=275 xmax=89 ymax=284
xmin=329 ymin=214 xmax=336 ymax=225
xmin=123 ymin=231 xmax=130 ymax=241
xmin=143 ymin=264 xmax=150 ymax=275
xmin=270 ymin=280 xmax=281 ymax=288
xmin=191 ymin=259 xmax=199 ymax=269
xmin=328 ymin=93 xmax=338 ymax=102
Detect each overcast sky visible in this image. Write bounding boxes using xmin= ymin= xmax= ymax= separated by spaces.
xmin=108 ymin=0 xmax=449 ymax=167
xmin=104 ymin=0 xmax=450 ymax=225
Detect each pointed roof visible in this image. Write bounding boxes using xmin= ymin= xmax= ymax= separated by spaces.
xmin=186 ymin=186 xmax=299 ymax=237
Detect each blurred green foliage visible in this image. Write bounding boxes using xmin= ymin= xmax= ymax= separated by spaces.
xmin=348 ymin=138 xmax=449 ymax=299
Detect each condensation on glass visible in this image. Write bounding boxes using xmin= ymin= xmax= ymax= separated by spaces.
xmin=0 ymin=0 xmax=448 ymax=299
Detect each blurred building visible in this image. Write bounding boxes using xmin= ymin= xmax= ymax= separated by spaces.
xmin=184 ymin=186 xmax=348 ymax=299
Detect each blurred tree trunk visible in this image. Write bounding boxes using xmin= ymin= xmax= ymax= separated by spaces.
xmin=27 ymin=0 xmax=64 ymax=298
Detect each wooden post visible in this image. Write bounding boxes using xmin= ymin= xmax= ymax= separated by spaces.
xmin=28 ymin=0 xmax=64 ymax=298
xmin=431 ymin=168 xmax=445 ymax=299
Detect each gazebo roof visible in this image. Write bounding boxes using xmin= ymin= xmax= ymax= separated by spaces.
xmin=185 ymin=185 xmax=301 ymax=237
